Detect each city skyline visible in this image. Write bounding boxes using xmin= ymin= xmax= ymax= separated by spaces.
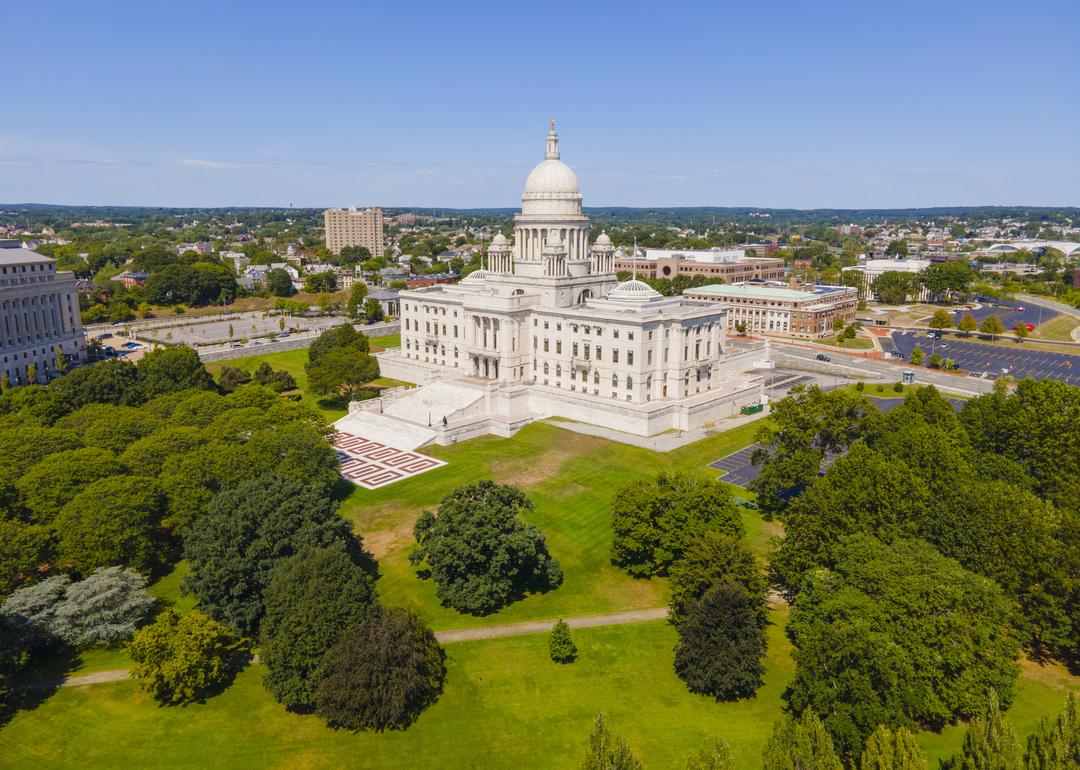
xmin=4 ymin=0 xmax=1078 ymax=209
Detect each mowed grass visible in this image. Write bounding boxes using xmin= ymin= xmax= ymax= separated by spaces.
xmin=3 ymin=607 xmax=1074 ymax=769
xmin=205 ymin=345 xmax=412 ymax=421
xmin=341 ymin=420 xmax=768 ymax=631
xmin=0 ymin=612 xmax=795 ymax=770
xmin=1032 ymin=313 xmax=1080 ymax=342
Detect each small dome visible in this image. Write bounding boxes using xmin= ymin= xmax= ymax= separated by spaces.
xmin=491 ymin=233 xmax=509 ymax=247
xmin=460 ymin=268 xmax=490 ymax=284
xmin=523 ymin=159 xmax=581 ymax=199
xmin=606 ymin=278 xmax=663 ymax=302
xmin=595 ymin=231 xmax=612 ymax=247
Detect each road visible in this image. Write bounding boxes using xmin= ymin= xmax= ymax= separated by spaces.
xmin=949 ymin=297 xmax=1057 ymax=331
xmin=771 ymin=341 xmax=990 ymax=395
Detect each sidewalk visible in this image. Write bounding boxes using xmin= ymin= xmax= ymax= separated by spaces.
xmin=546 ymin=407 xmax=771 ymax=452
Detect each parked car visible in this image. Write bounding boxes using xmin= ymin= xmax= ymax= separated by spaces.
xmin=1015 ymin=306 xmax=1025 ymax=312
xmin=816 ymin=353 xmax=831 ymax=362
xmin=1025 ymin=323 xmax=1035 ymax=331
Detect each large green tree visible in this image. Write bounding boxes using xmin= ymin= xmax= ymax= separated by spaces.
xmin=668 ymin=530 xmax=764 ymax=625
xmin=15 ymin=447 xmax=124 ymax=524
xmin=50 ymin=359 xmax=140 ymax=408
xmin=410 ymin=481 xmax=562 ymax=615
xmin=611 ymin=472 xmax=742 ymax=578
xmin=54 ymin=475 xmax=170 ymax=575
xmin=871 ymin=271 xmax=917 ymax=304
xmin=136 ymin=346 xmax=216 ymax=399
xmin=260 ymin=548 xmax=376 ymax=711
xmin=673 ymin=581 xmax=767 ymax=700
xmin=183 ymin=475 xmax=359 ymax=634
xmin=307 ymin=324 xmax=370 ymax=364
xmin=129 ymin=609 xmax=249 ymax=704
xmin=314 ymin=607 xmax=445 ymax=731
xmin=305 ymin=348 xmax=379 ymax=402
xmin=786 ymin=536 xmax=1019 ymax=760
xmin=750 ymin=385 xmax=882 ymax=519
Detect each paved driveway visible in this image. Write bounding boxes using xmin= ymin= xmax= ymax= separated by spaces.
xmin=890 ymin=332 xmax=1080 ymax=384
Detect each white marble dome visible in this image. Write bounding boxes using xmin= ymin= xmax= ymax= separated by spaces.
xmin=490 ymin=233 xmax=509 ymax=247
xmin=606 ymin=278 xmax=663 ymax=302
xmin=595 ymin=231 xmax=612 ymax=247
xmin=523 ymin=159 xmax=580 ymax=199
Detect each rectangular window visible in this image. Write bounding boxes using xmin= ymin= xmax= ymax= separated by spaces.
xmin=627 ymin=351 xmax=634 ymax=365
xmin=544 ymin=339 xmax=549 ymax=352
xmin=612 ymin=349 xmax=619 ymax=364
xmin=595 ymin=346 xmax=602 ymax=361
xmin=556 ymin=340 xmax=562 ymax=354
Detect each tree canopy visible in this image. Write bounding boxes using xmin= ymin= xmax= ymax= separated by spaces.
xmin=183 ymin=475 xmax=361 ymax=634
xmin=411 ymin=481 xmax=562 ymax=615
xmin=260 ymin=547 xmax=377 ymax=711
xmin=314 ymin=607 xmax=445 ymax=731
xmin=610 ymin=472 xmax=742 ymax=578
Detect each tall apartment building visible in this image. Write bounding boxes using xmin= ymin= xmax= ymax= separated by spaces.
xmin=0 ymin=241 xmax=85 ymax=385
xmin=324 ymin=206 xmax=384 ymax=256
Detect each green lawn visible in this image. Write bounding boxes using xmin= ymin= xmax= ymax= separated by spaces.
xmin=1032 ymin=313 xmax=1080 ymax=342
xmin=339 ymin=421 xmax=770 ymax=632
xmin=0 ymin=612 xmax=794 ymax=769
xmin=205 ymin=347 xmax=412 ymax=421
xmin=818 ymin=335 xmax=875 ymax=350
xmin=368 ymin=332 xmax=400 ymax=349
xmin=3 ymin=606 xmax=1073 ymax=769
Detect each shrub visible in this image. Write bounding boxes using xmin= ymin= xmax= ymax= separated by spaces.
xmin=762 ymin=710 xmax=843 ymax=770
xmin=611 ymin=472 xmax=742 ymax=578
xmin=855 ymin=381 xmax=864 ymax=392
xmin=893 ymin=381 xmax=904 ymax=393
xmin=411 ymin=481 xmax=562 ymax=615
xmin=582 ymin=713 xmax=642 ymax=770
xmin=549 ymin=619 xmax=577 ymax=663
xmin=129 ymin=609 xmax=249 ymax=704
xmin=876 ymin=384 xmax=885 ymax=392
xmin=314 ymin=608 xmax=445 ymax=731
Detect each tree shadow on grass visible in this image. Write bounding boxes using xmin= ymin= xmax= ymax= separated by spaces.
xmin=3 ymin=643 xmax=82 ymax=729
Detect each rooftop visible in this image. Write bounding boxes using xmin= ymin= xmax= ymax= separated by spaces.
xmin=685 ymin=283 xmax=840 ymax=300
xmin=0 ymin=247 xmax=53 ymax=267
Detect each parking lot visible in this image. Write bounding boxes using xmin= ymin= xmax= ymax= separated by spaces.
xmin=888 ymin=332 xmax=1080 ymax=384
xmin=945 ymin=298 xmax=1056 ymax=332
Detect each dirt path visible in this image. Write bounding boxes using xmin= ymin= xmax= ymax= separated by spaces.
xmin=62 ymin=669 xmax=132 ymax=687
xmin=434 ymin=607 xmax=668 ymax=644
xmin=30 ymin=610 xmax=668 ymax=689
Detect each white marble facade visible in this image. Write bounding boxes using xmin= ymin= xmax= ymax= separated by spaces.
xmin=379 ymin=122 xmax=764 ymax=437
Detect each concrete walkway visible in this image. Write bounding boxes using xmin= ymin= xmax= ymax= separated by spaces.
xmin=435 ymin=607 xmax=668 ymax=644
xmin=39 ymin=608 xmax=670 ymax=689
xmin=546 ymin=409 xmax=771 ymax=452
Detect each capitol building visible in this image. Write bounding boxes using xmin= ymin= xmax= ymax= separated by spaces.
xmin=371 ymin=122 xmax=767 ymax=441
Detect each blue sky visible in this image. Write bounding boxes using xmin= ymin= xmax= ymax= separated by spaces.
xmin=3 ymin=0 xmax=1078 ymax=208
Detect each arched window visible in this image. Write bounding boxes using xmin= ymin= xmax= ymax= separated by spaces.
xmin=512 ymin=288 xmax=525 ymax=296
xmin=626 ymin=376 xmax=633 ymax=390
xmin=577 ymin=289 xmax=593 ymax=304
xmin=544 ymin=363 xmax=549 ymax=374
xmin=556 ymin=364 xmax=562 ymax=377
xmin=593 ymin=371 xmax=599 ymax=385
xmin=611 ymin=373 xmax=618 ymax=387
